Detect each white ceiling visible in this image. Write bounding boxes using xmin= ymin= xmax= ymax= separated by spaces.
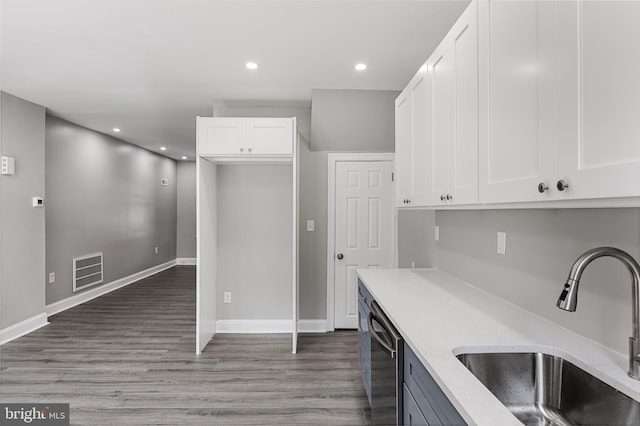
xmin=1 ymin=0 xmax=469 ymax=160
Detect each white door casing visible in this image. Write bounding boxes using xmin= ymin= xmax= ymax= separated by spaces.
xmin=332 ymin=159 xmax=394 ymax=329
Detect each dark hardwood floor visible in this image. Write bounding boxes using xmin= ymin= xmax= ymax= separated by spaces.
xmin=0 ymin=266 xmax=370 ymax=425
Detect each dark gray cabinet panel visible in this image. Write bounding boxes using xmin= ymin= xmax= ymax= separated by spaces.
xmin=358 ymin=279 xmax=373 ymax=403
xmin=403 ymin=384 xmax=429 ymax=426
xmin=404 ymin=343 xmax=466 ymax=425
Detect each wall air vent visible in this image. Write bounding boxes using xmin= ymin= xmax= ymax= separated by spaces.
xmin=72 ymin=252 xmax=104 ymax=292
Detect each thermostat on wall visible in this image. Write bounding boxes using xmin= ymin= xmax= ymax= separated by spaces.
xmin=32 ymin=196 xmax=44 ymax=207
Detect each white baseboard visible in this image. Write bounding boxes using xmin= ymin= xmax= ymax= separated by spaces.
xmin=0 ymin=313 xmax=49 ymax=345
xmin=46 ymin=259 xmax=177 ymax=317
xmin=298 ymin=319 xmax=328 ymax=333
xmin=215 ymin=319 xmax=328 ymax=334
xmin=216 ymin=319 xmax=291 ymax=333
xmin=176 ymin=258 xmax=196 ymax=265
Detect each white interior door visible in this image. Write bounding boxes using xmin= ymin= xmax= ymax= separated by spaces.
xmin=334 ymin=161 xmax=394 ymax=329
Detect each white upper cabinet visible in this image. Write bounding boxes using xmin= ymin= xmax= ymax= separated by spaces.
xmin=478 ymin=0 xmax=556 ymax=203
xmin=198 ymin=117 xmax=293 ymax=157
xmin=479 ymin=0 xmax=640 ymax=204
xmin=429 ymin=1 xmax=478 ymax=206
xmin=556 ymin=1 xmax=640 ymax=201
xmin=395 ymin=67 xmax=430 ymax=207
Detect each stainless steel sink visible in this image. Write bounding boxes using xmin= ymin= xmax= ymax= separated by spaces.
xmin=456 ymin=352 xmax=640 ymax=425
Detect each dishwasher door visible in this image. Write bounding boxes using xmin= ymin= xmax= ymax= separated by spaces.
xmin=368 ymin=300 xmax=403 ymax=426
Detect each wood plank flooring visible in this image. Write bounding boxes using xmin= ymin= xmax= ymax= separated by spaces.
xmin=0 ymin=266 xmax=370 ymax=425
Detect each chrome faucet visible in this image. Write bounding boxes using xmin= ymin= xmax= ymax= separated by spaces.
xmin=557 ymin=247 xmax=640 ymax=379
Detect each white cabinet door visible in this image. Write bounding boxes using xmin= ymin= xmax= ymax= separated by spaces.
xmin=429 ymin=2 xmax=478 ymax=206
xmin=428 ymin=45 xmax=453 ymax=205
xmin=409 ymin=69 xmax=430 ymax=206
xmin=478 ymin=0 xmax=556 ymax=203
xmin=556 ymin=1 xmax=640 ymax=201
xmin=395 ymin=88 xmax=413 ymax=207
xmin=246 ymin=118 xmax=293 ymax=155
xmin=449 ymin=2 xmax=478 ymax=205
xmin=199 ymin=117 xmax=246 ymax=155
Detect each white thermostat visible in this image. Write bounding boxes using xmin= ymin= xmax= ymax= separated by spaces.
xmin=1 ymin=156 xmax=15 ymax=175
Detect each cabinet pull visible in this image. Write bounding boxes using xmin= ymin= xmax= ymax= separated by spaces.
xmin=248 ymin=148 xmax=252 ymax=153
xmin=240 ymin=148 xmax=244 ymax=153
xmin=557 ymin=180 xmax=569 ymax=191
xmin=538 ymin=183 xmax=549 ymax=193
xmin=440 ymin=195 xmax=446 ymax=202
xmin=446 ymin=194 xmax=452 ymax=201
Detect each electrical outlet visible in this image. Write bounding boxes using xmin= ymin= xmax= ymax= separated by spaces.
xmin=48 ymin=272 xmax=55 ymax=284
xmin=154 ymin=246 xmax=159 ymax=254
xmin=434 ymin=226 xmax=440 ymax=242
xmin=224 ymin=292 xmax=232 ymax=304
xmin=306 ymin=220 xmax=315 ymax=232
xmin=497 ymin=232 xmax=507 ymax=255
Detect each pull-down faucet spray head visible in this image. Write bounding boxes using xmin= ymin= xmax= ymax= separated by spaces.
xmin=557 ymin=278 xmax=579 ymax=311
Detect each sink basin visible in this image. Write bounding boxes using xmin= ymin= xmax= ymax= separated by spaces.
xmin=456 ymin=352 xmax=640 ymax=425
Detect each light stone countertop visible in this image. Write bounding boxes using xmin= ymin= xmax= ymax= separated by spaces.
xmin=356 ymin=268 xmax=640 ymax=426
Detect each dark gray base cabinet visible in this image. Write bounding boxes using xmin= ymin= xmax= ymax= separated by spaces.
xmin=403 ymin=343 xmax=466 ymax=425
xmin=358 ymin=280 xmax=373 ymax=403
xmin=358 ymin=279 xmax=465 ymax=425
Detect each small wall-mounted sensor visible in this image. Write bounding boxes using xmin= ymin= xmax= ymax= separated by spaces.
xmin=161 ymin=178 xmax=169 ymax=186
xmin=32 ymin=196 xmax=44 ymax=207
xmin=1 ymin=156 xmax=15 ymax=175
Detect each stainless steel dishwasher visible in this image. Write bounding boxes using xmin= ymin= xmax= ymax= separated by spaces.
xmin=368 ymin=300 xmax=403 ymax=425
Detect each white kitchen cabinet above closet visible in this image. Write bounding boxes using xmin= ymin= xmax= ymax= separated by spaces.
xmin=428 ymin=1 xmax=478 ymax=206
xmin=199 ymin=117 xmax=293 ymax=158
xmin=479 ymin=0 xmax=640 ymax=204
xmin=395 ymin=66 xmax=430 ymax=207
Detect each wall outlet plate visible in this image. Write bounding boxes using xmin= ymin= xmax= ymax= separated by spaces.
xmin=306 ymin=220 xmax=315 ymax=232
xmin=48 ymin=272 xmax=55 ymax=284
xmin=224 ymin=292 xmax=231 ymax=304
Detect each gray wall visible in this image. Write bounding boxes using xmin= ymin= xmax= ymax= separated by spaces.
xmin=45 ymin=115 xmax=177 ymax=305
xmin=0 ymin=92 xmax=46 ymax=329
xmin=310 ymin=89 xmax=398 ymax=151
xmin=435 ymin=208 xmax=640 ymax=355
xmin=177 ymin=161 xmax=196 ymax=259
xmin=216 ymin=164 xmax=293 ymax=319
xmin=398 ymin=209 xmax=435 ymax=268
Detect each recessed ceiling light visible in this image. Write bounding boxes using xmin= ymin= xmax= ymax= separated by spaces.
xmin=113 ymin=128 xmax=121 ymax=132
xmin=160 ymin=147 xmax=167 ymax=151
xmin=355 ymin=63 xmax=367 ymax=71
xmin=181 ymin=156 xmax=187 ymax=160
xmin=245 ymin=62 xmax=259 ymax=70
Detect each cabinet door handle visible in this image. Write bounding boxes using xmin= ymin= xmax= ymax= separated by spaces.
xmin=337 ymin=253 xmax=344 ymax=260
xmin=538 ymin=183 xmax=549 ymax=193
xmin=446 ymin=194 xmax=452 ymax=201
xmin=440 ymin=195 xmax=446 ymax=201
xmin=556 ymin=180 xmax=569 ymax=191
xmin=240 ymin=148 xmax=244 ymax=152
xmin=248 ymin=148 xmax=252 ymax=153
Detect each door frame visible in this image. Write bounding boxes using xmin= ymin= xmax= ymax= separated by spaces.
xmin=326 ymin=153 xmax=397 ymax=331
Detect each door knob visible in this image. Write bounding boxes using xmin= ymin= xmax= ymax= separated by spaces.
xmin=556 ymin=180 xmax=569 ymax=191
xmin=337 ymin=253 xmax=344 ymax=260
xmin=538 ymin=182 xmax=549 ymax=193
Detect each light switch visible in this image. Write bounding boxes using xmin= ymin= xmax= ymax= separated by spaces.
xmin=434 ymin=226 xmax=440 ymax=242
xmin=497 ymin=232 xmax=507 ymax=255
xmin=306 ymin=220 xmax=315 ymax=232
